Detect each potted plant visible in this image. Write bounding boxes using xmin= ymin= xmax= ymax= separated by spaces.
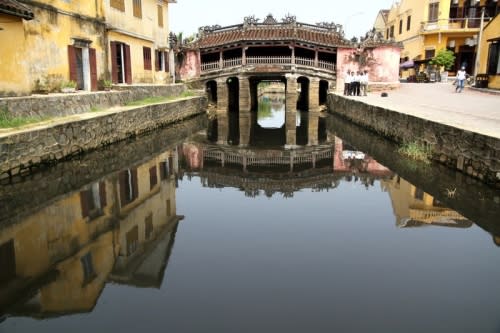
xmin=61 ymin=80 xmax=77 ymax=93
xmin=429 ymin=49 xmax=456 ymax=83
xmin=99 ymin=79 xmax=113 ymax=91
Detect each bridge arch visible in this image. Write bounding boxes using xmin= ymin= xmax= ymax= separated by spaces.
xmin=227 ymin=77 xmax=239 ymax=112
xmin=297 ymin=76 xmax=310 ymax=111
xmin=319 ymin=80 xmax=329 ymax=106
xmin=206 ymin=80 xmax=217 ymax=104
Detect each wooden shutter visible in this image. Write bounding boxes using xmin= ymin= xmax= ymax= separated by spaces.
xmin=124 ymin=44 xmax=132 ymax=84
xmin=80 ymin=190 xmax=90 ymax=218
xmin=99 ymin=182 xmax=107 ymax=208
xmin=89 ymin=48 xmax=98 ymax=91
xmin=131 ymin=168 xmax=139 ymax=199
xmin=119 ymin=171 xmax=128 ymax=207
xmin=149 ymin=166 xmax=158 ymax=190
xmin=110 ymin=41 xmax=118 ymax=83
xmin=68 ymin=45 xmax=78 ymax=83
xmin=164 ymin=51 xmax=168 ymax=72
xmin=155 ymin=50 xmax=160 ymax=71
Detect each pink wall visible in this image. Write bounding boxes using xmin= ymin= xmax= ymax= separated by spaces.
xmin=179 ymin=50 xmax=201 ymax=81
xmin=336 ymin=46 xmax=401 ymax=91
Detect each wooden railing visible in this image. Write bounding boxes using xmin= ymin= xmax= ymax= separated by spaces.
xmin=201 ymin=56 xmax=335 ymax=73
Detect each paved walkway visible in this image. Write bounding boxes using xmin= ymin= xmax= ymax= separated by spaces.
xmin=339 ymin=82 xmax=500 ymax=139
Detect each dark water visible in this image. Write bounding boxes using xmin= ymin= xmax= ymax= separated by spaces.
xmin=1 ymin=96 xmax=499 ymax=333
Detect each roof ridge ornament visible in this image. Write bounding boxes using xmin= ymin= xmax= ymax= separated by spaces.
xmin=198 ymin=24 xmax=222 ymax=36
xmin=282 ymin=14 xmax=296 ymax=25
xmin=243 ymin=15 xmax=260 ymax=27
xmin=263 ymin=14 xmax=278 ymax=25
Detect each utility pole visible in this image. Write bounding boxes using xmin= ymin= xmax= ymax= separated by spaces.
xmin=473 ymin=6 xmax=485 ymax=82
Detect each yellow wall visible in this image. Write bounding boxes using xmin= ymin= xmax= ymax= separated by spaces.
xmin=479 ymin=15 xmax=500 ymax=89
xmin=0 ymin=14 xmax=29 ymax=96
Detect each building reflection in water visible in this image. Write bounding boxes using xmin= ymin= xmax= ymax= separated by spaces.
xmin=0 ymin=148 xmax=181 ymax=318
xmin=381 ymin=176 xmax=473 ymax=229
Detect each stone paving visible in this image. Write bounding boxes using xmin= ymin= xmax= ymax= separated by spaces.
xmin=339 ymin=82 xmax=500 ymax=139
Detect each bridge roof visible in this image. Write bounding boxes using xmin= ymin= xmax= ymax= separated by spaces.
xmin=194 ymin=14 xmax=354 ymax=51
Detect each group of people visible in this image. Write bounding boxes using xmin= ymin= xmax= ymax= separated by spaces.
xmin=343 ymin=70 xmax=369 ymax=96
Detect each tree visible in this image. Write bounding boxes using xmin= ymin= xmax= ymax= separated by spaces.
xmin=430 ymin=49 xmax=456 ymax=71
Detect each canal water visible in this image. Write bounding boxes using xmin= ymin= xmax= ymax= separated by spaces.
xmin=1 ymin=95 xmax=499 ymax=333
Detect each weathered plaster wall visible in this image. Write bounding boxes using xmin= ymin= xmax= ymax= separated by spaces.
xmin=327 ymin=94 xmax=500 ymax=188
xmin=179 ymin=50 xmax=202 ymax=81
xmin=0 ymin=84 xmax=186 ymax=118
xmin=336 ymin=46 xmax=401 ymax=92
xmin=0 ymin=96 xmax=207 ymax=179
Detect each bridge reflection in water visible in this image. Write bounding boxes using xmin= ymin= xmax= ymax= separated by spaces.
xmin=0 ymin=101 xmax=498 ymax=329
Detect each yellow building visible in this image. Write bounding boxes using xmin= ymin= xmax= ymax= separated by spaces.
xmin=0 ymin=0 xmax=176 ymax=97
xmin=478 ymin=13 xmax=500 ymax=89
xmin=106 ymin=0 xmax=176 ymax=84
xmin=0 ymin=0 xmax=106 ymax=96
xmin=379 ymin=0 xmax=499 ymax=76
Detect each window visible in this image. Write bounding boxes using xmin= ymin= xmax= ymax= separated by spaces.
xmin=143 ymin=47 xmax=152 ymax=70
xmin=133 ymin=0 xmax=142 ymax=18
xmin=119 ymin=168 xmax=138 ymax=207
xmin=425 ymin=49 xmax=435 ymax=59
xmin=414 ymin=188 xmax=424 ymax=200
xmin=386 ymin=28 xmax=389 ymax=39
xmin=149 ymin=166 xmax=158 ymax=190
xmin=157 ymin=4 xmax=164 ymax=27
xmin=389 ymin=25 xmax=394 ymax=38
xmin=0 ymin=240 xmax=16 ymax=284
xmin=406 ymin=15 xmax=411 ymax=31
xmin=399 ymin=19 xmax=403 ymax=34
xmin=428 ymin=2 xmax=439 ymax=22
xmin=81 ymin=252 xmax=96 ymax=284
xmin=156 ymin=50 xmax=166 ymax=71
xmin=166 ymin=199 xmax=171 ymax=217
xmin=80 ymin=182 xmax=107 ymax=220
xmin=487 ymin=41 xmax=500 ymax=75
xmin=145 ymin=214 xmax=153 ymax=240
xmin=126 ymin=226 xmax=139 ymax=256
xmin=110 ymin=0 xmax=125 ymax=11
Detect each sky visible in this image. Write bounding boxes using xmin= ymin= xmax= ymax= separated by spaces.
xmin=169 ymin=0 xmax=396 ymax=40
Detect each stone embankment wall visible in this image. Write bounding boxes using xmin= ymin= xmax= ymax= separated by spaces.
xmin=327 ymin=94 xmax=500 ymax=188
xmin=0 ymin=95 xmax=207 ymax=180
xmin=0 ymin=84 xmax=186 ymax=118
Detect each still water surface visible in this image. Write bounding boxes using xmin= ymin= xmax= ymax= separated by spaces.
xmin=1 ymin=96 xmax=499 ymax=332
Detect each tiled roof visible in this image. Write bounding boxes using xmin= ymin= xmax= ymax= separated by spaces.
xmin=0 ymin=0 xmax=34 ymax=20
xmin=196 ymin=24 xmax=352 ymax=50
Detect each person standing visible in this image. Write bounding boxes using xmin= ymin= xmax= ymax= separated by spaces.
xmin=456 ymin=67 xmax=467 ymax=93
xmin=360 ymin=70 xmax=369 ymax=96
xmin=344 ymin=70 xmax=351 ymax=96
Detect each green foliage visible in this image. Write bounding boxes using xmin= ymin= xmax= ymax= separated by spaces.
xmin=125 ymin=91 xmax=197 ymax=106
xmin=0 ymin=107 xmax=48 ymax=128
xmin=61 ymin=80 xmax=77 ymax=89
xmin=397 ymin=141 xmax=433 ymax=164
xmin=430 ymin=49 xmax=456 ymax=70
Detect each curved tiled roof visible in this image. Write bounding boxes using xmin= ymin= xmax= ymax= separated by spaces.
xmin=0 ymin=0 xmax=34 ymax=20
xmin=195 ymin=23 xmax=353 ymax=50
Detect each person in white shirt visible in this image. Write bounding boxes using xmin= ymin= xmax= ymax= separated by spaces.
xmin=456 ymin=67 xmax=467 ymax=93
xmin=344 ymin=70 xmax=352 ymax=96
xmin=360 ymin=71 xmax=369 ymax=96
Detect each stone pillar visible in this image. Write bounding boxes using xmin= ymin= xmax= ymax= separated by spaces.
xmin=239 ymin=110 xmax=251 ymax=147
xmin=242 ymin=46 xmax=247 ymax=65
xmin=219 ymin=50 xmax=223 ymax=69
xmin=217 ymin=78 xmax=228 ymax=113
xmin=239 ymin=76 xmax=251 ymax=112
xmin=308 ymin=111 xmax=319 ymax=146
xmin=217 ymin=113 xmax=228 ymax=145
xmin=290 ymin=45 xmax=295 ymax=64
xmin=314 ymin=49 xmax=319 ymax=67
xmin=308 ymin=77 xmax=320 ymax=112
xmin=285 ymin=74 xmax=298 ymax=147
